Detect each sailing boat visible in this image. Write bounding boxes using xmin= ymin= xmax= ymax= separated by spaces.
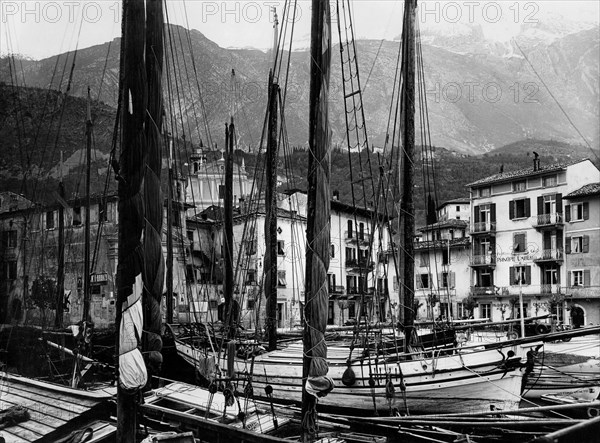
xmin=170 ymin=0 xmax=541 ymax=416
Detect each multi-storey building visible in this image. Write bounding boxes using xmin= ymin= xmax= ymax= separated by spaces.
xmin=413 ymin=199 xmax=471 ymax=321
xmin=186 ymin=150 xmax=251 ymax=214
xmin=437 ymin=198 xmax=470 ymax=222
xmin=0 ymin=172 xmax=190 ymax=327
xmin=467 ymin=158 xmax=600 ymax=323
xmin=563 ymin=183 xmax=600 ymax=326
xmin=186 ymin=190 xmax=394 ymax=329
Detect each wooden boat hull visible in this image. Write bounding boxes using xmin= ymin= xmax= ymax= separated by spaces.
xmin=172 ymin=337 xmax=530 ymax=415
xmin=524 ymin=359 xmax=600 ymax=400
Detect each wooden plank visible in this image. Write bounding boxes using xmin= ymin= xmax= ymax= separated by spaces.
xmin=140 ymin=403 xmax=290 ymax=442
xmin=0 ymin=388 xmax=88 ymax=418
xmin=0 ymin=424 xmax=43 ymax=442
xmin=14 ymin=417 xmax=56 ymax=436
xmin=3 ymin=380 xmax=101 ymax=408
xmin=0 ymin=430 xmax=29 ymax=443
xmin=0 ymin=394 xmax=78 ymax=424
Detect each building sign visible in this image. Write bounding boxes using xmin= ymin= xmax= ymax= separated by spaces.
xmin=91 ymin=272 xmax=108 ymax=284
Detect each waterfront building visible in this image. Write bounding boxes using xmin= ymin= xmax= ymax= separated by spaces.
xmin=466 ymin=157 xmax=600 ymax=324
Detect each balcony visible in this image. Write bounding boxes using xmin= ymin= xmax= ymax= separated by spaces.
xmin=532 ymin=213 xmax=563 ymax=229
xmin=470 ymin=221 xmax=496 ymax=235
xmin=329 ymin=285 xmax=345 ymax=295
xmin=534 ymin=249 xmax=564 ymax=263
xmin=344 ymin=231 xmax=371 ymax=244
xmin=470 ymin=286 xmax=496 ymax=297
xmin=541 ymin=284 xmax=562 ymax=295
xmin=470 ymin=254 xmax=496 ymax=267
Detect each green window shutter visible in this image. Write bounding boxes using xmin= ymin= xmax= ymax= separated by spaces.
xmin=525 ymin=266 xmax=531 ymax=285
xmin=556 ymin=193 xmax=562 ymax=214
xmin=509 ymin=266 xmax=515 ymax=285
xmin=565 ymin=237 xmax=571 ymax=254
xmin=537 ymin=196 xmax=544 ymax=215
xmin=509 ymin=200 xmax=515 ymax=220
xmin=450 ymin=272 xmax=455 ymax=289
xmin=474 ymin=206 xmax=480 ymax=223
xmin=583 ymin=270 xmax=591 ymax=287
xmin=525 ymin=198 xmax=531 ymax=217
xmin=565 ymin=205 xmax=571 ymax=222
xmin=490 ymin=203 xmax=496 ymax=222
xmin=583 ymin=202 xmax=589 ymax=220
xmin=582 ymin=235 xmax=589 ymax=253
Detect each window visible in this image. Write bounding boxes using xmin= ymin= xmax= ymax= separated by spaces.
xmin=456 ymin=205 xmax=461 ymax=212
xmin=2 ymin=230 xmax=17 ymax=248
xmin=172 ymin=209 xmax=181 ymax=227
xmin=2 ymin=260 xmax=17 ymax=280
xmin=567 ymin=202 xmax=589 ymax=222
xmin=72 ymin=206 xmax=82 ymax=226
xmin=330 ymin=244 xmax=335 ymax=258
xmin=347 ymin=220 xmax=353 ymax=238
xmin=328 ymin=273 xmax=336 ymax=292
xmin=509 ymin=198 xmax=530 ymax=219
xmin=247 ymin=298 xmax=256 ymax=310
xmin=346 ymin=275 xmax=357 ymax=293
xmin=417 ymin=273 xmax=430 ymax=289
xmin=439 ymin=302 xmax=452 ymax=319
xmin=479 ymin=187 xmax=490 ymax=197
xmin=187 ymin=230 xmax=194 ymax=242
xmin=246 ymin=239 xmax=256 ymax=255
xmin=98 ymin=201 xmax=108 ymax=222
xmin=571 ymin=270 xmax=591 ymax=287
xmin=358 ymin=223 xmax=365 ymax=240
xmin=510 ymin=266 xmax=531 ymax=285
xmin=572 ymin=236 xmax=583 ymax=253
xmin=277 ymin=240 xmax=285 ymax=255
xmin=246 ymin=269 xmax=256 ymax=285
xmin=442 ymin=249 xmax=449 ymax=265
xmin=441 ymin=272 xmax=449 ymax=288
xmin=91 ymin=284 xmax=102 ymax=295
xmin=457 ymin=303 xmax=467 ymax=319
xmin=513 ymin=180 xmax=526 ymax=192
xmin=345 ymin=247 xmax=356 ymax=262
xmin=348 ymin=301 xmax=356 ymax=318
xmin=477 ymin=269 xmax=493 ymax=287
xmin=480 ymin=303 xmax=491 ymax=319
xmin=542 ymin=175 xmax=557 ymax=187
xmin=420 ymin=252 xmax=429 ymax=267
xmin=513 ymin=233 xmax=527 ymax=253
xmin=218 ymin=185 xmax=225 ymax=199
xmin=46 ymin=210 xmax=55 ymax=229
xmin=277 ymin=270 xmax=287 ymax=287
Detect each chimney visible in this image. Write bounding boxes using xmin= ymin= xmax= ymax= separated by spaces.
xmin=333 ymin=190 xmax=339 ymax=201
xmin=533 ymin=152 xmax=540 ymax=171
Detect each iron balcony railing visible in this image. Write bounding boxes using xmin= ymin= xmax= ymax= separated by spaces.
xmin=470 ymin=254 xmax=496 ymax=266
xmin=534 ymin=248 xmax=564 ymax=262
xmin=533 ymin=213 xmax=563 ymax=228
xmin=471 ymin=221 xmax=496 ymax=234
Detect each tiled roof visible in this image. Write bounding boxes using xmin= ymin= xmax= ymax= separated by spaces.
xmin=418 ymin=218 xmax=468 ymax=232
xmin=466 ymin=160 xmax=584 ymax=187
xmin=437 ymin=198 xmax=470 ymax=210
xmin=564 ymin=182 xmax=600 ymax=199
xmin=414 ymin=237 xmax=471 ymax=250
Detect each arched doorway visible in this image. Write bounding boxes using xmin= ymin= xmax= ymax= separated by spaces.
xmin=571 ymin=305 xmax=585 ymax=328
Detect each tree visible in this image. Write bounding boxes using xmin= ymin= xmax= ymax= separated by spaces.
xmin=28 ymin=276 xmax=57 ymax=327
xmin=462 ymin=296 xmax=477 ymax=318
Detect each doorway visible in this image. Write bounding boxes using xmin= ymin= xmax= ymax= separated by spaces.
xmin=571 ymin=306 xmax=585 ymax=328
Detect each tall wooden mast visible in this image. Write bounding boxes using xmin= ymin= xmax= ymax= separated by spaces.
xmin=264 ymin=9 xmax=280 ymax=352
xmin=83 ymin=88 xmax=92 ymax=323
xmin=55 ymin=152 xmax=65 ymax=328
xmin=223 ymin=70 xmax=235 ymax=338
xmin=302 ymin=0 xmax=333 ymax=439
xmin=400 ymin=0 xmax=417 ymax=351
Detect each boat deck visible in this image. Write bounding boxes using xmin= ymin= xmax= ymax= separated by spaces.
xmin=0 ymin=372 xmax=115 ymax=442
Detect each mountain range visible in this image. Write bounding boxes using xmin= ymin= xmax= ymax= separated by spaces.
xmin=1 ymin=19 xmax=598 ymax=155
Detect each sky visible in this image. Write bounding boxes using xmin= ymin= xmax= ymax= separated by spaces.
xmin=1 ymin=1 xmax=599 ymax=60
